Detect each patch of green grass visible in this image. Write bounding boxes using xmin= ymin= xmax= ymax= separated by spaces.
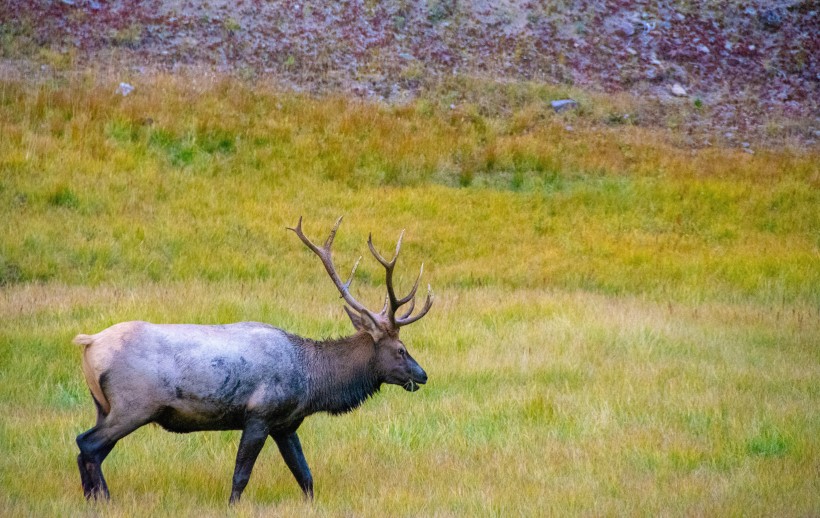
xmin=746 ymin=424 xmax=790 ymax=458
xmin=47 ymin=184 xmax=80 ymax=209
xmin=147 ymin=127 xmax=236 ymax=167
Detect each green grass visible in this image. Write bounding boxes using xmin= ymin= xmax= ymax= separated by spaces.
xmin=0 ymin=72 xmax=818 ymax=516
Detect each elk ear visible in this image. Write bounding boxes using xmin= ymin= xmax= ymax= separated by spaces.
xmin=344 ymin=306 xmax=385 ymax=341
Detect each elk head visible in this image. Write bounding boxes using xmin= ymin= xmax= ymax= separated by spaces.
xmin=288 ymin=216 xmax=433 ymax=392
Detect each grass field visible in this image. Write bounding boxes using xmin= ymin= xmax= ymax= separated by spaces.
xmin=1 ymin=72 xmax=818 ymax=516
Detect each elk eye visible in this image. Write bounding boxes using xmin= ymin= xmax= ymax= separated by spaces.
xmin=399 ymin=348 xmax=407 ymax=358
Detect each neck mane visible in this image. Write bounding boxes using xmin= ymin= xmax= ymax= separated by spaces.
xmin=297 ymin=331 xmax=382 ymax=415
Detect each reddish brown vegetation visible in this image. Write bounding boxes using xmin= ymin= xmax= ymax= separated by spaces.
xmin=1 ymin=1 xmax=817 ymax=144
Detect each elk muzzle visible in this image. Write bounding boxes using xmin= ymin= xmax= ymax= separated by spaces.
xmin=404 ymin=359 xmax=428 ymax=392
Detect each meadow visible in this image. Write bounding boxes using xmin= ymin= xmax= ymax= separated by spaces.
xmin=1 ymin=72 xmax=818 ymax=516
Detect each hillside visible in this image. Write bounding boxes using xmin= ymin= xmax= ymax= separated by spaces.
xmin=1 ymin=0 xmax=818 ymax=147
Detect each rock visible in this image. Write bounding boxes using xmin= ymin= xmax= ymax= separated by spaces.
xmin=759 ymin=9 xmax=783 ymax=31
xmin=603 ymin=15 xmax=636 ymax=37
xmin=670 ymin=83 xmax=687 ymax=97
xmin=551 ymin=99 xmax=579 ymax=113
xmin=116 ymin=82 xmax=135 ymax=96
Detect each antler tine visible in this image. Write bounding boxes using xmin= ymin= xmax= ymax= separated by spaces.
xmin=398 ymin=295 xmax=416 ymax=320
xmin=393 ymin=230 xmax=404 ymax=262
xmin=367 ymin=229 xmax=404 ymax=268
xmin=287 ymin=216 xmax=371 ymax=316
xmin=368 ymin=231 xmax=403 ymax=317
xmin=395 ymin=284 xmax=434 ymax=326
xmin=395 ymin=262 xmax=423 ymax=308
xmin=287 ymin=216 xmax=321 ymax=256
xmin=343 ymin=256 xmax=362 ymax=291
xmin=324 ymin=216 xmax=343 ymax=251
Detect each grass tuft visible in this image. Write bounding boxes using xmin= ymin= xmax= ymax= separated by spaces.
xmin=746 ymin=425 xmax=790 ymax=458
xmin=47 ymin=184 xmax=80 ymax=209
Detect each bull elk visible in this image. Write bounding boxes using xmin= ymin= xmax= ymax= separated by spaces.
xmin=72 ymin=217 xmax=433 ymax=503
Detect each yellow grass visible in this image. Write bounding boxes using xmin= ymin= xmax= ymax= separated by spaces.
xmin=0 ymin=71 xmax=818 ymax=516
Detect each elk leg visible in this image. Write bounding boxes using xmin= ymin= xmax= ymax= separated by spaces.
xmin=229 ymin=419 xmax=269 ymax=504
xmin=76 ymin=436 xmax=115 ymax=500
xmin=76 ymin=408 xmax=147 ymax=500
xmin=76 ymin=420 xmax=131 ymax=500
xmin=272 ymin=431 xmax=314 ymax=500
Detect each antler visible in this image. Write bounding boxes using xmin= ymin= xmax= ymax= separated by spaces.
xmin=287 ymin=216 xmax=372 ymax=317
xmin=289 ymin=217 xmax=433 ymax=328
xmin=367 ymin=232 xmax=434 ymax=327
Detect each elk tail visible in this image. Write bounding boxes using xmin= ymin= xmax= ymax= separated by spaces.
xmin=72 ymin=333 xmax=111 ymax=416
xmin=73 ymin=334 xmax=94 ymax=346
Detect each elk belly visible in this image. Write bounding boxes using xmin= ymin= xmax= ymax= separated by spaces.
xmin=154 ymin=358 xmax=258 ymax=432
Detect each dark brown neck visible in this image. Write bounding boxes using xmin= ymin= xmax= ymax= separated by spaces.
xmin=299 ymin=331 xmax=382 ymax=415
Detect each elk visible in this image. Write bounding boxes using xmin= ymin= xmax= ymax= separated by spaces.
xmin=73 ymin=217 xmax=432 ymax=503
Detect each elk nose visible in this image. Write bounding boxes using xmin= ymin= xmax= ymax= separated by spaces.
xmin=414 ymin=365 xmax=428 ymax=385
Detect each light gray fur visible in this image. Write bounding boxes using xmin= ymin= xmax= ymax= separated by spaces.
xmin=91 ymin=321 xmax=310 ymax=434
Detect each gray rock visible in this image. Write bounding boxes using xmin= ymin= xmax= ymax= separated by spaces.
xmin=116 ymin=82 xmax=135 ymax=96
xmin=670 ymin=83 xmax=687 ymax=97
xmin=759 ymin=9 xmax=783 ymax=31
xmin=551 ymin=99 xmax=579 ymax=113
xmin=603 ymin=15 xmax=637 ymax=37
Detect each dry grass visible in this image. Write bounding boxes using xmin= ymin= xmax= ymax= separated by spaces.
xmin=0 ymin=71 xmax=818 ymax=516
xmin=1 ymin=283 xmax=818 ymax=516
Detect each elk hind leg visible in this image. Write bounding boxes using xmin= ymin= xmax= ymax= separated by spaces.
xmin=76 ymin=430 xmax=115 ymax=500
xmin=76 ymin=406 xmax=147 ymax=500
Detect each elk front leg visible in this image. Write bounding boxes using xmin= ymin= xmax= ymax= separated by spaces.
xmin=272 ymin=430 xmax=314 ymax=500
xmin=229 ymin=419 xmax=269 ymax=504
